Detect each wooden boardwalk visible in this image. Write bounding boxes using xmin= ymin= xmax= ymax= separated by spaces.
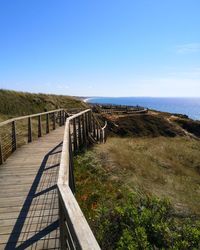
xmin=0 ymin=126 xmax=65 ymax=250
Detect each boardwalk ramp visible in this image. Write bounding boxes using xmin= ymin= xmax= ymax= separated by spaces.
xmin=0 ymin=109 xmax=107 ymax=250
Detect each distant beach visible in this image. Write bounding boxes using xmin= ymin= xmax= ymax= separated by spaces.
xmin=83 ymin=98 xmax=91 ymax=103
xmin=86 ymin=97 xmax=200 ymax=120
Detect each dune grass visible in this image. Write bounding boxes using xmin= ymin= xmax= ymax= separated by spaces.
xmin=74 ymin=138 xmax=200 ymax=249
xmin=0 ymin=89 xmax=86 ymax=119
xmin=95 ymin=136 xmax=200 ymax=215
xmin=0 ymin=89 xmax=87 ymax=161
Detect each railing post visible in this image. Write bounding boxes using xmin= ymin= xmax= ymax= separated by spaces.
xmin=12 ymin=121 xmax=17 ymax=152
xmin=78 ymin=116 xmax=82 ymax=148
xmin=96 ymin=125 xmax=99 ymax=142
xmin=62 ymin=110 xmax=65 ymax=125
xmin=103 ymin=127 xmax=107 ymax=143
xmin=0 ymin=136 xmax=3 ymax=165
xmin=59 ymin=198 xmax=67 ymax=250
xmin=82 ymin=114 xmax=87 ymax=147
xmin=100 ymin=128 xmax=103 ymax=142
xmin=73 ymin=118 xmax=77 ymax=152
xmin=88 ymin=110 xmax=92 ymax=133
xmin=69 ymin=129 xmax=75 ymax=193
xmin=85 ymin=112 xmax=89 ymax=137
xmin=38 ymin=115 xmax=42 ymax=137
xmin=53 ymin=112 xmax=56 ymax=130
xmin=46 ymin=113 xmax=50 ymax=134
xmin=28 ymin=117 xmax=32 ymax=143
xmin=92 ymin=115 xmax=97 ymax=139
xmin=59 ymin=111 xmax=62 ymax=126
xmin=64 ymin=110 xmax=69 ymax=122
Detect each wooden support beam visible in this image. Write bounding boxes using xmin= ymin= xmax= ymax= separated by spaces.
xmin=46 ymin=113 xmax=50 ymax=134
xmin=28 ymin=117 xmax=32 ymax=143
xmin=62 ymin=110 xmax=65 ymax=125
xmin=100 ymin=129 xmax=103 ymax=143
xmin=52 ymin=112 xmax=56 ymax=130
xmin=88 ymin=110 xmax=92 ymax=133
xmin=96 ymin=125 xmax=99 ymax=142
xmin=92 ymin=115 xmax=97 ymax=138
xmin=0 ymin=136 xmax=3 ymax=165
xmin=59 ymin=199 xmax=68 ymax=250
xmin=11 ymin=121 xmax=17 ymax=152
xmin=73 ymin=118 xmax=77 ymax=152
xmin=68 ymin=129 xmax=75 ymax=193
xmin=85 ymin=112 xmax=89 ymax=138
xmin=82 ymin=114 xmax=87 ymax=147
xmin=78 ymin=116 xmax=82 ymax=148
xmin=59 ymin=111 xmax=62 ymax=126
xmin=38 ymin=115 xmax=42 ymax=137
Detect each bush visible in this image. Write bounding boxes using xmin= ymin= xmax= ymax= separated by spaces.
xmin=95 ymin=194 xmax=200 ymax=249
xmin=74 ymin=149 xmax=200 ymax=249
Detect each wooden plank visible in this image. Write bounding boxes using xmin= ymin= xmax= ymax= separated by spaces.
xmin=0 ymin=220 xmax=59 ymax=235
xmin=0 ymin=238 xmax=60 ymax=250
xmin=0 ymin=208 xmax=58 ymax=220
xmin=0 ymin=200 xmax=59 ymax=213
xmin=0 ymin=109 xmax=105 ymax=249
xmin=0 ymin=126 xmax=64 ymax=248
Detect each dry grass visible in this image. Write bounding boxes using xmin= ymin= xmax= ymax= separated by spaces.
xmin=95 ymin=136 xmax=200 ymax=216
xmin=0 ymin=89 xmax=86 ymax=119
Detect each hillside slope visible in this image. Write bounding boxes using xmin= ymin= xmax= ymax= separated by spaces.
xmin=0 ymin=89 xmax=86 ymax=120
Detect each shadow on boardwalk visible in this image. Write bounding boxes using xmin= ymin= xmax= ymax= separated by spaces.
xmin=5 ymin=143 xmax=62 ymax=250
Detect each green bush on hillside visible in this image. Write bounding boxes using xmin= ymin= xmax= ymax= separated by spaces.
xmin=95 ymin=194 xmax=200 ymax=250
xmin=74 ymin=150 xmax=200 ymax=249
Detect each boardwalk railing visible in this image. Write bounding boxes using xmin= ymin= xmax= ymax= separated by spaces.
xmin=58 ymin=109 xmax=107 ymax=249
xmin=0 ymin=109 xmax=66 ymax=164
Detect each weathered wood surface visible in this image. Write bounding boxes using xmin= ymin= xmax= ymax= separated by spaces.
xmin=57 ymin=110 xmax=101 ymax=249
xmin=0 ymin=126 xmax=64 ymax=250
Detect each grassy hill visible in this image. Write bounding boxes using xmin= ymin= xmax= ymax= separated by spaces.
xmin=74 ymin=110 xmax=200 ymax=249
xmin=0 ymin=89 xmax=86 ymax=120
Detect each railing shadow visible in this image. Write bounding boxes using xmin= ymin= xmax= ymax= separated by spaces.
xmin=5 ymin=142 xmax=62 ymax=250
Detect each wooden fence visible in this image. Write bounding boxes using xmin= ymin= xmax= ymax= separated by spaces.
xmin=0 ymin=109 xmax=66 ymax=164
xmin=0 ymin=108 xmax=107 ymax=248
xmin=58 ymin=109 xmax=107 ymax=249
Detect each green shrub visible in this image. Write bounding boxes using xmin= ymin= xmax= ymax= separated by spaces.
xmin=95 ymin=194 xmax=200 ymax=249
xmin=74 ymin=149 xmax=200 ymax=249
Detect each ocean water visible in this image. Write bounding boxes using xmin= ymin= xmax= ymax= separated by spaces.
xmin=87 ymin=97 xmax=200 ymax=121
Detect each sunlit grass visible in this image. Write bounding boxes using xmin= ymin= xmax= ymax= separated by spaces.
xmin=95 ymin=136 xmax=200 ymax=215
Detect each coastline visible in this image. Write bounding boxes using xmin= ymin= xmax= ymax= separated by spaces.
xmin=83 ymin=97 xmax=93 ymax=103
xmin=85 ymin=97 xmax=200 ymax=121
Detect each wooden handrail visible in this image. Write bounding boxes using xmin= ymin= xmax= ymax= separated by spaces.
xmin=57 ymin=109 xmax=107 ymax=249
xmin=0 ymin=107 xmax=107 ymax=248
xmin=0 ymin=109 xmax=64 ymax=127
xmin=0 ymin=109 xmax=67 ymax=164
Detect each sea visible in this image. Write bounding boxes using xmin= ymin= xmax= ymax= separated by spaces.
xmin=86 ymin=97 xmax=200 ymax=121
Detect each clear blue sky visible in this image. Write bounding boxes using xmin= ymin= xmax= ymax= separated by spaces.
xmin=0 ymin=0 xmax=200 ymax=97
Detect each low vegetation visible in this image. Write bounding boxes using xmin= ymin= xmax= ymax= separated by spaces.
xmin=74 ymin=145 xmax=200 ymax=249
xmin=0 ymin=89 xmax=86 ymax=161
xmin=98 ymin=113 xmax=184 ymax=137
xmin=74 ymin=109 xmax=200 ymax=248
xmin=0 ymin=89 xmax=86 ymax=120
xmin=174 ymin=117 xmax=200 ymax=137
xmin=96 ymin=137 xmax=200 ymax=215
